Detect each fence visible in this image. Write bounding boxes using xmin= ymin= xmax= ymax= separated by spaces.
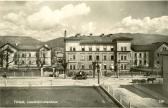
xmin=101 ymin=84 xmax=131 ymax=108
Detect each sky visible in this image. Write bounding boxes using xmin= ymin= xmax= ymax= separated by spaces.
xmin=0 ymin=1 xmax=168 ymax=41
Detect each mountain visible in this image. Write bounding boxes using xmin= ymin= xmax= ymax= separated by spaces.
xmin=45 ymin=33 xmax=168 ymax=48
xmin=1 ymin=33 xmax=168 ymax=49
xmin=0 ymin=36 xmax=42 ymax=47
xmin=44 ymin=37 xmax=64 ymax=48
xmin=115 ymin=33 xmax=168 ymax=45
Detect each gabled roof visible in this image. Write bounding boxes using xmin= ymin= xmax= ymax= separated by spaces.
xmin=131 ymin=45 xmax=153 ymax=51
xmin=0 ymin=43 xmax=18 ymax=50
xmin=0 ymin=43 xmax=51 ymax=51
xmin=132 ymin=42 xmax=168 ymax=52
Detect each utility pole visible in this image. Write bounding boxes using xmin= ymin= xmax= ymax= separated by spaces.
xmin=64 ymin=30 xmax=67 ymax=79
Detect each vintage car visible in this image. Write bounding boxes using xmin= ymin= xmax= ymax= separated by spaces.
xmin=73 ymin=71 xmax=87 ymax=80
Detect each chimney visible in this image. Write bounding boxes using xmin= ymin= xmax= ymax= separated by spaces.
xmin=75 ymin=33 xmax=80 ymax=37
xmin=100 ymin=33 xmax=104 ymax=37
xmin=64 ymin=30 xmax=67 ymax=38
xmin=89 ymin=33 xmax=93 ymax=36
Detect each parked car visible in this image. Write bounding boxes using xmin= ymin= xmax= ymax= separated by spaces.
xmin=49 ymin=73 xmax=56 ymax=77
xmin=73 ymin=71 xmax=87 ymax=80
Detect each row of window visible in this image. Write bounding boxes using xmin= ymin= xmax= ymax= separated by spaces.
xmin=69 ymin=55 xmax=114 ymax=61
xmin=14 ymin=60 xmax=46 ymax=65
xmin=134 ymin=53 xmax=147 ymax=58
xmin=120 ymin=46 xmax=127 ymax=51
xmin=134 ymin=60 xmax=147 ymax=65
xmin=69 ymin=46 xmax=114 ymax=52
xmin=69 ymin=64 xmax=109 ymax=70
xmin=15 ymin=60 xmax=34 ymax=65
xmin=120 ymin=55 xmax=127 ymax=61
xmin=120 ymin=64 xmax=127 ymax=70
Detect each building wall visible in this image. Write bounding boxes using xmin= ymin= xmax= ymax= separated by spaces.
xmin=0 ymin=44 xmax=52 ymax=68
xmin=154 ymin=44 xmax=168 ymax=68
xmin=66 ymin=41 xmax=115 ymax=75
xmin=162 ymin=54 xmax=168 ymax=93
xmin=115 ymin=41 xmax=132 ymax=72
xmin=131 ymin=51 xmax=149 ymax=67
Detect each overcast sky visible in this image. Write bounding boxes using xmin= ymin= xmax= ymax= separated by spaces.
xmin=0 ymin=1 xmax=168 ymax=41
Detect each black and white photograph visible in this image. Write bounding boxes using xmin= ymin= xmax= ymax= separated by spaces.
xmin=1 ymin=0 xmax=168 ymax=107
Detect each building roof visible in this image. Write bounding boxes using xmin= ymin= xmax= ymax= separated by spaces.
xmin=0 ymin=43 xmax=50 ymax=51
xmin=131 ymin=45 xmax=153 ymax=51
xmin=132 ymin=42 xmax=168 ymax=52
xmin=66 ymin=34 xmax=133 ymax=45
xmin=112 ymin=37 xmax=133 ymax=42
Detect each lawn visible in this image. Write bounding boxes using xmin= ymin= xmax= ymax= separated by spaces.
xmin=0 ymin=86 xmax=119 ymax=107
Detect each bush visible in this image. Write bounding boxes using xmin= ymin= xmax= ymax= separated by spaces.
xmin=104 ymin=71 xmax=112 ymax=77
xmin=67 ymin=71 xmax=74 ymax=77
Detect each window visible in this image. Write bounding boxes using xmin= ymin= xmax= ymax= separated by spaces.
xmin=73 ymin=55 xmax=76 ymax=60
xmin=14 ymin=60 xmax=17 ymax=65
xmin=124 ymin=47 xmax=127 ymax=51
xmin=111 ymin=55 xmax=114 ymax=60
xmin=73 ymin=47 xmax=76 ymax=51
xmin=121 ymin=55 xmax=123 ymax=60
xmin=29 ymin=61 xmax=31 ymax=65
xmin=104 ymin=64 xmax=107 ymax=70
xmin=163 ymin=47 xmax=167 ymax=51
xmin=22 ymin=60 xmax=25 ymax=65
xmin=29 ymin=53 xmax=31 ymax=57
xmin=134 ymin=60 xmax=137 ymax=65
xmin=144 ymin=53 xmax=146 ymax=58
xmin=89 ymin=47 xmax=92 ymax=51
xmin=89 ymin=55 xmax=92 ymax=61
xmin=89 ymin=65 xmax=92 ymax=69
xmin=103 ymin=46 xmax=107 ymax=51
xmin=157 ymin=61 xmax=160 ymax=64
xmin=121 ymin=64 xmax=123 ymax=70
xmin=96 ymin=47 xmax=100 ymax=51
xmin=81 ymin=46 xmax=85 ymax=51
xmin=96 ymin=55 xmax=99 ymax=61
xmin=157 ymin=53 xmax=160 ymax=57
xmin=73 ymin=65 xmax=76 ymax=70
xmin=81 ymin=65 xmax=85 ymax=69
xmin=139 ymin=60 xmax=142 ymax=65
xmin=121 ymin=47 xmax=124 ymax=51
xmin=70 ymin=65 xmax=73 ymax=70
xmin=134 ymin=53 xmax=137 ymax=58
xmin=103 ymin=55 xmax=107 ymax=61
xmin=139 ymin=53 xmax=142 ymax=58
xmin=111 ymin=47 xmax=114 ymax=51
xmin=124 ymin=64 xmax=127 ymax=70
xmin=70 ymin=47 xmax=73 ymax=51
xmin=82 ymin=47 xmax=85 ymax=51
xmin=22 ymin=53 xmax=25 ymax=57
xmin=144 ymin=60 xmax=147 ymax=65
xmin=124 ymin=56 xmax=127 ymax=60
xmin=69 ymin=55 xmax=73 ymax=60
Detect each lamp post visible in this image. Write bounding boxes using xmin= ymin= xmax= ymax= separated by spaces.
xmin=117 ymin=60 xmax=120 ymax=78
xmin=92 ymin=60 xmax=101 ymax=84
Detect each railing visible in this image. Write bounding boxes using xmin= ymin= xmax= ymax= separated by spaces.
xmin=101 ymin=84 xmax=131 ymax=108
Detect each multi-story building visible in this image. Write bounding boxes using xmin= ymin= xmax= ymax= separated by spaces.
xmin=65 ymin=34 xmax=168 ymax=76
xmin=131 ymin=42 xmax=168 ymax=69
xmin=65 ymin=34 xmax=132 ymax=75
xmin=0 ymin=43 xmax=51 ymax=69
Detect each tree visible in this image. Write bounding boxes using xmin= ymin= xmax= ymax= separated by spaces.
xmin=0 ymin=46 xmax=17 ymax=69
xmin=36 ymin=50 xmax=46 ymax=76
